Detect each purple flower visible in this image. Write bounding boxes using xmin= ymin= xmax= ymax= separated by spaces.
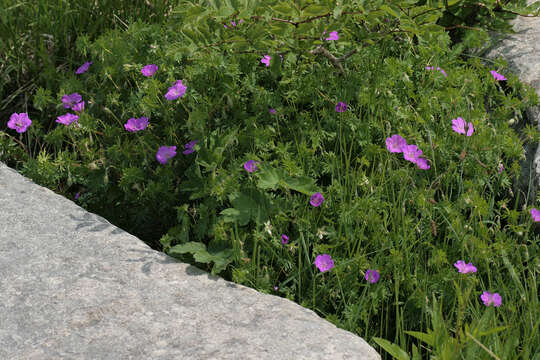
xmin=481 ymin=291 xmax=502 ymax=307
xmin=156 ymin=145 xmax=177 ymax=164
xmin=315 ymin=254 xmax=334 ymax=272
xmin=335 ymin=102 xmax=348 ymax=112
xmin=269 ymin=108 xmax=276 ymax=114
xmin=454 ymin=260 xmax=477 ymax=274
xmin=436 ymin=67 xmax=447 ymax=77
xmin=71 ymin=101 xmax=85 ymax=113
xmin=426 ymin=66 xmax=447 ymax=77
xmin=452 ymin=117 xmax=474 ymax=136
xmin=261 ymin=55 xmax=271 ymax=67
xmin=75 ymin=61 xmax=92 ymax=74
xmin=281 ymin=234 xmax=289 ymax=244
xmin=62 ymin=93 xmax=82 ymax=109
xmin=386 ymin=135 xmax=407 ymax=153
xmin=244 ymin=160 xmax=260 ymax=173
xmin=325 ymin=31 xmax=339 ymax=41
xmin=224 ymin=20 xmax=243 ymax=28
xmin=74 ymin=192 xmax=80 ymax=200
xmin=531 ymin=208 xmax=540 ymax=222
xmin=498 ymin=163 xmax=504 ymax=174
xmin=124 ymin=117 xmax=149 ymax=132
xmin=402 ymin=144 xmax=423 ymax=163
xmin=415 ymin=157 xmax=430 ymax=170
xmin=490 ymin=70 xmax=507 ymax=81
xmin=365 ymin=269 xmax=380 ymax=283
xmin=274 ymin=286 xmax=278 ymax=291
xmin=56 ymin=113 xmax=79 ymax=126
xmin=7 ymin=112 xmax=32 ymax=133
xmin=141 ymin=64 xmax=158 ymax=77
xmin=164 ymin=80 xmax=187 ymax=100
xmin=310 ymin=192 xmax=324 ymax=207
xmin=183 ymin=140 xmax=198 ymax=154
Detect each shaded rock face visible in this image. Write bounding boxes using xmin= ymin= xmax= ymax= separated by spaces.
xmin=0 ymin=161 xmax=380 ymax=360
xmin=483 ymin=0 xmax=540 ymax=207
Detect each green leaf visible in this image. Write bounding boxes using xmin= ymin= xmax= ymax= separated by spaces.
xmin=373 ymin=338 xmax=410 ymax=360
xmin=33 ymin=87 xmax=55 ymax=111
xmin=477 ymin=326 xmax=509 ymax=337
xmin=220 ymin=191 xmax=270 ymax=226
xmin=168 ymin=241 xmax=234 ymax=275
xmin=380 ymin=4 xmax=399 ymax=18
xmin=208 ymin=248 xmax=234 ymax=274
xmin=270 ymin=22 xmax=290 ymax=36
xmin=256 ymin=166 xmax=281 ymax=190
xmin=282 ymin=175 xmax=318 ymax=195
xmin=405 ymin=331 xmax=435 ymax=346
xmin=302 ymin=4 xmax=330 ymax=16
xmin=220 ymin=207 xmax=248 ymax=225
xmin=168 ymin=241 xmax=207 ymax=256
xmin=271 ymin=3 xmax=295 ymax=16
xmin=270 ymin=52 xmax=282 ymax=77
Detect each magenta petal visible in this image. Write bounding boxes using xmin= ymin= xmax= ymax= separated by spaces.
xmin=261 ymin=55 xmax=271 ymax=67
xmin=243 ymin=160 xmax=259 ymax=173
xmin=315 ymin=254 xmax=334 ymax=272
xmin=415 ymin=157 xmax=430 ymax=170
xmin=75 ymin=61 xmax=92 ymax=74
xmin=466 ymin=122 xmax=474 ymax=136
xmin=7 ymin=112 xmax=32 ymax=133
xmin=386 ymin=135 xmax=407 ymax=153
xmin=141 ymin=64 xmax=158 ymax=77
xmin=402 ymin=144 xmax=422 ymax=163
xmin=310 ymin=192 xmax=324 ymax=207
xmin=530 ymin=208 xmax=540 ymax=222
xmin=156 ymin=145 xmax=177 ymax=164
xmin=452 ymin=117 xmax=466 ymax=134
xmin=365 ymin=269 xmax=380 ymax=283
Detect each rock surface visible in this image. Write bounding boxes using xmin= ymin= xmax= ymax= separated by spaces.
xmin=0 ymin=161 xmax=380 ymax=360
xmin=484 ymin=0 xmax=540 ymax=204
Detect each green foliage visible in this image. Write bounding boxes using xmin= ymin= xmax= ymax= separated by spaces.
xmin=1 ymin=0 xmax=540 ymax=359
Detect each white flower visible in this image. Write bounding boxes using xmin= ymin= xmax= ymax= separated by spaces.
xmin=264 ymin=220 xmax=272 ymax=236
xmin=317 ymin=228 xmax=329 ymax=240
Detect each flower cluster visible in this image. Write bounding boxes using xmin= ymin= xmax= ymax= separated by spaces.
xmin=224 ymin=19 xmax=243 ymax=28
xmin=453 ymin=260 xmax=502 ymax=306
xmin=425 ymin=66 xmax=447 ymax=77
xmin=386 ymin=134 xmax=430 ymax=170
xmin=7 ymin=49 xmax=534 ymax=317
xmin=61 ymin=93 xmax=84 ymax=112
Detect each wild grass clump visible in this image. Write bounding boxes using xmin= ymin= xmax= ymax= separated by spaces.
xmin=1 ymin=0 xmax=540 ymax=358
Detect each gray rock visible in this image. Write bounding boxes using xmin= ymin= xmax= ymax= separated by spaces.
xmin=483 ymin=0 xmax=540 ymax=205
xmin=0 ymin=161 xmax=380 ymax=360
